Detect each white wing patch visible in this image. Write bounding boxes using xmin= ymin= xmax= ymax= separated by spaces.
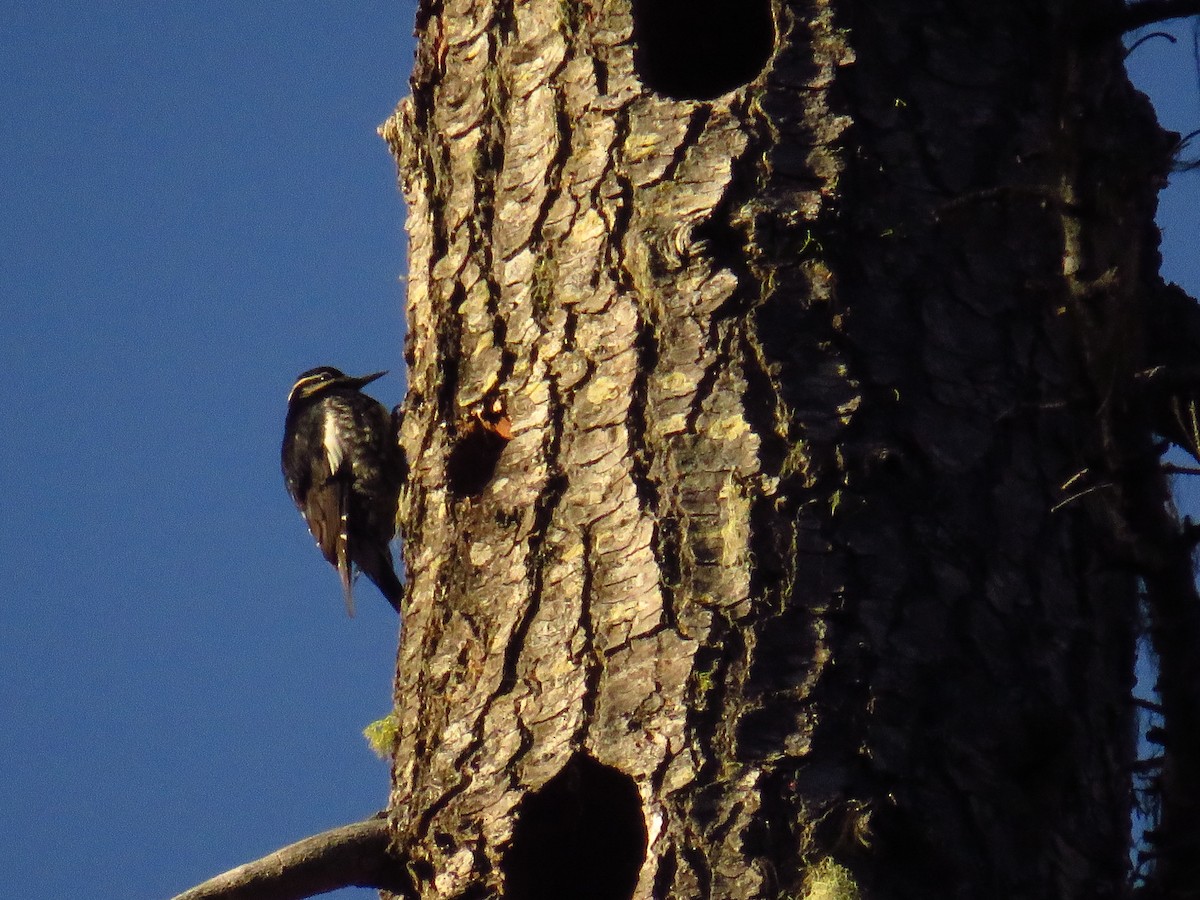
xmin=323 ymin=407 xmax=347 ymax=473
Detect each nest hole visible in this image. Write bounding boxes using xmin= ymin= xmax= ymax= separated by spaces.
xmin=503 ymin=755 xmax=647 ymax=900
xmin=632 ymin=0 xmax=774 ymax=100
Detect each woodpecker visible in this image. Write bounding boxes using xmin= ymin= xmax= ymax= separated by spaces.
xmin=282 ymin=366 xmax=405 ymax=615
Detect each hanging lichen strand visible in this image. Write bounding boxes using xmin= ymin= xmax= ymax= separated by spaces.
xmin=380 ymin=0 xmax=1170 ymax=896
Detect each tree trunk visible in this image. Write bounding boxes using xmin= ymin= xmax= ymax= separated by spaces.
xmin=379 ymin=0 xmax=1199 ymax=897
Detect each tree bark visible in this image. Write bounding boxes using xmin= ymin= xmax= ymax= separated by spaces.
xmin=379 ymin=0 xmax=1199 ymax=897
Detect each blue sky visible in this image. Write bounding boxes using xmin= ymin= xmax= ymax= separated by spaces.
xmin=1 ymin=6 xmax=1198 ymax=900
xmin=2 ymin=5 xmax=414 ymax=899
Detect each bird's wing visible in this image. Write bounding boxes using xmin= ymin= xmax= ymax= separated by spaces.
xmin=304 ymin=477 xmax=355 ymax=617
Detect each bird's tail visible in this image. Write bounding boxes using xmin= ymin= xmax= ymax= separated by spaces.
xmin=374 ymin=565 xmax=404 ymax=615
xmin=358 ymin=544 xmax=404 ymax=615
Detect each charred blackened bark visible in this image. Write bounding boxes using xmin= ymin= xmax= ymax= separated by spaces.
xmin=379 ymin=0 xmax=1197 ymax=897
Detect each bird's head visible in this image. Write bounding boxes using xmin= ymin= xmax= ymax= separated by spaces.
xmin=287 ymin=366 xmax=387 ymax=406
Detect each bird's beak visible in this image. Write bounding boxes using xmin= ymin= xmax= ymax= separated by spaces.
xmin=350 ymin=370 xmax=387 ymax=388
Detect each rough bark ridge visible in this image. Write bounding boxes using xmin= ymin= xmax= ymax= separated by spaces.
xmin=379 ymin=0 xmax=1183 ymax=897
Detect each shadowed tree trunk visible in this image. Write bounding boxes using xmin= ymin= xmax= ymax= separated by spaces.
xmin=378 ymin=0 xmax=1200 ymax=897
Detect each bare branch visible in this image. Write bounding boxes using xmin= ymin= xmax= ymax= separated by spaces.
xmin=169 ymin=815 xmax=410 ymax=900
xmin=1125 ymin=30 xmax=1178 ymax=55
xmin=1162 ymin=463 xmax=1200 ymax=477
